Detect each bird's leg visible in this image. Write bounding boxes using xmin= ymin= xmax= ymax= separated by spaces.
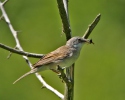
xmin=51 ymin=67 xmax=64 ymax=82
xmin=51 ymin=66 xmax=70 ymax=83
xmin=57 ymin=65 xmax=70 ymax=83
xmin=57 ymin=65 xmax=65 ymax=79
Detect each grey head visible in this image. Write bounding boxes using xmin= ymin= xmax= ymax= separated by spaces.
xmin=66 ymin=36 xmax=93 ymax=50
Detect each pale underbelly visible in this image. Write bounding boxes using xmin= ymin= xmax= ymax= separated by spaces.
xmin=37 ymin=52 xmax=80 ymax=71
xmin=58 ymin=55 xmax=79 ymax=68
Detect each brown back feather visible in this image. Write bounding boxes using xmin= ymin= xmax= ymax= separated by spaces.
xmin=33 ymin=45 xmax=71 ymax=68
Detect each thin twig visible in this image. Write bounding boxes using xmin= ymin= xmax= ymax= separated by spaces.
xmin=57 ymin=0 xmax=72 ymax=40
xmin=83 ymin=14 xmax=101 ymax=39
xmin=7 ymin=51 xmax=12 ymax=59
xmin=0 ymin=1 xmax=64 ymax=99
xmin=0 ymin=43 xmax=44 ymax=58
xmin=35 ymin=73 xmax=64 ymax=99
xmin=3 ymin=0 xmax=8 ymax=5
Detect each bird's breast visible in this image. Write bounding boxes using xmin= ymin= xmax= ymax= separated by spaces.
xmin=58 ymin=51 xmax=80 ymax=68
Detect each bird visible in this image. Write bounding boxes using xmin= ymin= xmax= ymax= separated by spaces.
xmin=13 ymin=36 xmax=94 ymax=84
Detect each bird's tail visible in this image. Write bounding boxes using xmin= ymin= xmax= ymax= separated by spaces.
xmin=13 ymin=68 xmax=37 ymax=84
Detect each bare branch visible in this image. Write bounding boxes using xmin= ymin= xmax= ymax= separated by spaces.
xmin=57 ymin=0 xmax=74 ymax=100
xmin=0 ymin=43 xmax=44 ymax=58
xmin=83 ymin=14 xmax=101 ymax=39
xmin=36 ymin=73 xmax=64 ymax=99
xmin=0 ymin=1 xmax=63 ymax=99
xmin=3 ymin=0 xmax=8 ymax=5
xmin=57 ymin=0 xmax=72 ymax=40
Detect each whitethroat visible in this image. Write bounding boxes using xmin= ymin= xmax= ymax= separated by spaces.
xmin=13 ymin=36 xmax=94 ymax=84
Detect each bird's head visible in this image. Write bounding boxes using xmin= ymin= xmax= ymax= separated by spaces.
xmin=66 ymin=36 xmax=94 ymax=49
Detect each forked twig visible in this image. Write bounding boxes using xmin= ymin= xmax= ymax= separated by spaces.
xmin=0 ymin=43 xmax=44 ymax=58
xmin=0 ymin=1 xmax=64 ymax=99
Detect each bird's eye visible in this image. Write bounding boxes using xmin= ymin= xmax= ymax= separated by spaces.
xmin=78 ymin=38 xmax=82 ymax=42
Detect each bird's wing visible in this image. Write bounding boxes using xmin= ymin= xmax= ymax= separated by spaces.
xmin=33 ymin=45 xmax=71 ymax=68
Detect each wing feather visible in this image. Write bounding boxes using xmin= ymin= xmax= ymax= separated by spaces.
xmin=33 ymin=45 xmax=70 ymax=68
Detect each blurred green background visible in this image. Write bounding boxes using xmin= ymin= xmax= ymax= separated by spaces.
xmin=0 ymin=0 xmax=125 ymax=100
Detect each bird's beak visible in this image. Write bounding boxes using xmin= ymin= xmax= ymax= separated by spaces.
xmin=82 ymin=38 xmax=94 ymax=44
